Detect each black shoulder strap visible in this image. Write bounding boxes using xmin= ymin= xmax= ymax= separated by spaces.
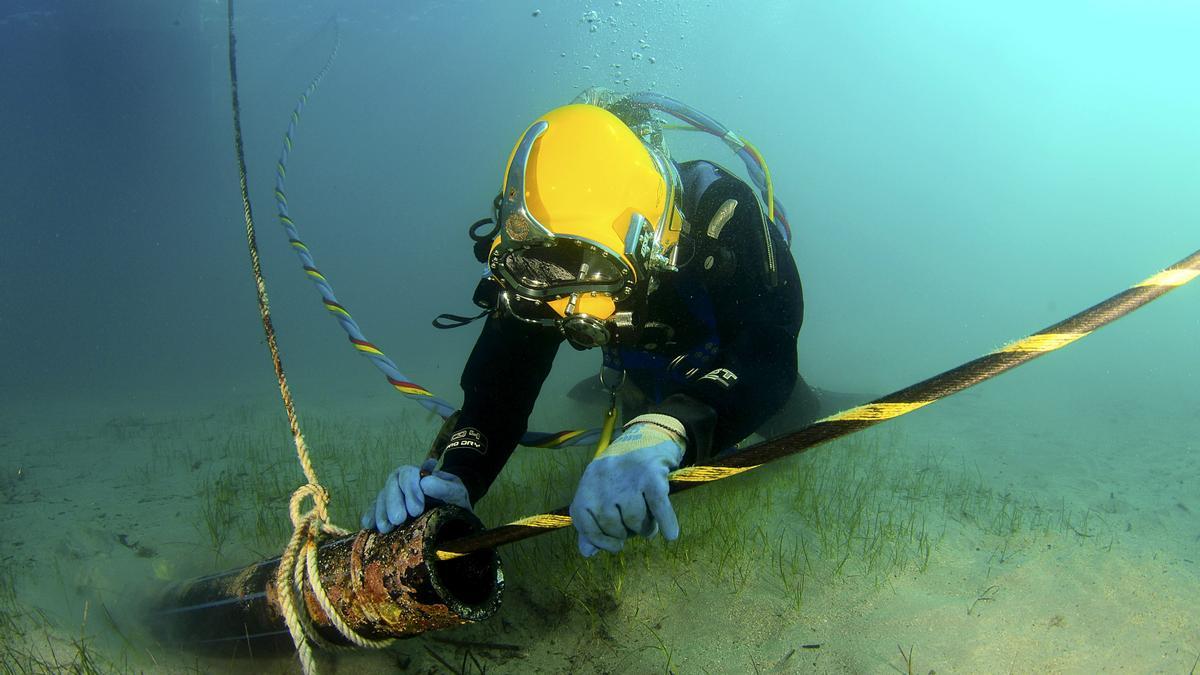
xmin=432 ymin=310 xmax=489 ymax=330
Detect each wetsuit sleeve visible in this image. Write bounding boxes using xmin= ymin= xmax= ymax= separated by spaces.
xmin=438 ymin=313 xmax=563 ymax=503
xmin=651 ymin=173 xmax=802 ymax=464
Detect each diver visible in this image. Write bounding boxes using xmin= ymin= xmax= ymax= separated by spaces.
xmin=362 ymin=89 xmax=820 ymax=556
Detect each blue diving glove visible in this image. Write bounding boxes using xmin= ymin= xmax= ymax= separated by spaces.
xmin=361 ymin=458 xmax=471 ymax=534
xmin=569 ymin=414 xmax=687 ymax=557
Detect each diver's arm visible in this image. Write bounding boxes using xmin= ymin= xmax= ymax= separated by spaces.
xmin=651 ymin=174 xmax=802 ymax=464
xmin=652 ymin=320 xmax=797 ymax=464
xmin=438 ymin=312 xmax=563 ymax=503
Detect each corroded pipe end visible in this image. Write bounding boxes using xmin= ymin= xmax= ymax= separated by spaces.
xmin=421 ymin=505 xmax=504 ymax=623
xmin=310 ymin=505 xmax=503 ymax=641
xmin=151 ymin=506 xmax=502 ymax=653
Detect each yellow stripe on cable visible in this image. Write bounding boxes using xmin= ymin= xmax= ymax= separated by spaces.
xmin=435 ymin=514 xmax=576 ymax=560
xmin=513 ymin=514 xmax=574 ymax=529
xmin=1135 ymin=268 xmax=1200 ymax=287
xmin=823 ymin=401 xmax=933 ymax=421
xmin=670 ymin=464 xmax=760 ymax=482
xmin=997 ymin=332 xmax=1089 ymax=353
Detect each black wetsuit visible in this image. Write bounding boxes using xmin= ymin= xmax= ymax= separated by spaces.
xmin=440 ymin=160 xmax=804 ymax=504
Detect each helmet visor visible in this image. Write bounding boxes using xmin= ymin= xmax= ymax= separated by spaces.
xmin=500 ymin=242 xmax=626 ymax=298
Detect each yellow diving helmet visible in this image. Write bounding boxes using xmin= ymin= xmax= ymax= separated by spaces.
xmin=489 ymin=103 xmax=684 ymax=350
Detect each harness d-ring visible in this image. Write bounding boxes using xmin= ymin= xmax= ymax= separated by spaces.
xmin=593 ymin=366 xmax=626 ymax=457
xmin=599 ymin=365 xmax=626 ymax=394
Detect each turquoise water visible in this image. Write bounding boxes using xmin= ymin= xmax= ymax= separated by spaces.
xmin=1 ymin=1 xmax=1196 ymax=672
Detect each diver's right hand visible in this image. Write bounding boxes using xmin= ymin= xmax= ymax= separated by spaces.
xmin=361 ymin=458 xmax=470 ymax=534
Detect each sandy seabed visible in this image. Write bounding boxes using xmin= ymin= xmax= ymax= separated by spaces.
xmin=1 ymin=385 xmax=1196 ymax=674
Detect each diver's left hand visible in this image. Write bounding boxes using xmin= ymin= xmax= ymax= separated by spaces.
xmin=569 ymin=416 xmax=687 ymax=557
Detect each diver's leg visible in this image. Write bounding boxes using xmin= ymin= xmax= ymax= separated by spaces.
xmin=754 ymin=373 xmax=821 ymax=440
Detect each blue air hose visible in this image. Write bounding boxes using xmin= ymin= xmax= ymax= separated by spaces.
xmin=271 ymin=23 xmax=600 ymax=448
xmin=625 ymin=91 xmax=792 ymax=244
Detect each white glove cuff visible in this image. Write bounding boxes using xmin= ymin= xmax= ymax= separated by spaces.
xmin=625 ymin=414 xmax=687 ymax=447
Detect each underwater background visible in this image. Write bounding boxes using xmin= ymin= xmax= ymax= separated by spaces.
xmin=1 ymin=0 xmax=1197 ymax=672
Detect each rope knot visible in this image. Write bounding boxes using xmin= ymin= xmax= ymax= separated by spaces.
xmin=289 ymin=482 xmax=331 ymax=529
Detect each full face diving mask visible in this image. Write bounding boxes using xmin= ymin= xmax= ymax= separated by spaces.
xmin=488 ymin=104 xmax=683 ymax=350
